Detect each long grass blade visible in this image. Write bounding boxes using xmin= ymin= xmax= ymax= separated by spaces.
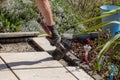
xmin=81 ymin=21 xmax=120 ymax=34
xmin=81 ymin=8 xmax=120 ymax=24
xmin=97 ymin=33 xmax=120 ymax=70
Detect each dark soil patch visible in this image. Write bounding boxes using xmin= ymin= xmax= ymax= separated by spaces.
xmin=71 ymin=40 xmax=120 ymax=80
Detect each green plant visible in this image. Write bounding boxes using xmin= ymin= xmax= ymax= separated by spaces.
xmin=0 ymin=0 xmax=41 ymax=32
xmin=66 ymin=0 xmax=103 ymax=26
xmin=0 ymin=9 xmax=22 ymax=32
xmin=50 ymin=0 xmax=86 ymax=34
xmin=97 ymin=33 xmax=120 ymax=70
xmin=50 ymin=0 xmax=120 ymax=34
xmin=79 ymin=7 xmax=120 ymax=72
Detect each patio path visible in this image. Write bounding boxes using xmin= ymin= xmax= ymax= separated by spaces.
xmin=0 ymin=37 xmax=94 ymax=80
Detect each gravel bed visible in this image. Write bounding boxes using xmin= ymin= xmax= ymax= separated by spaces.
xmin=0 ymin=42 xmax=40 ymax=53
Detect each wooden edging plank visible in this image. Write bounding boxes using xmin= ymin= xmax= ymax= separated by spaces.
xmin=0 ymin=32 xmax=39 ymax=38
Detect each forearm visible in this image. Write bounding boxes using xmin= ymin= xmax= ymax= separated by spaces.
xmin=35 ymin=0 xmax=54 ymax=26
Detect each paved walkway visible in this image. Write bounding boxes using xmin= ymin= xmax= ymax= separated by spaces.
xmin=0 ymin=37 xmax=94 ymax=80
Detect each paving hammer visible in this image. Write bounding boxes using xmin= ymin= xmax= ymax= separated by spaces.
xmin=37 ymin=19 xmax=68 ymax=60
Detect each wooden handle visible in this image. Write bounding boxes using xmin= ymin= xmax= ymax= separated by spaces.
xmin=37 ymin=19 xmax=52 ymax=37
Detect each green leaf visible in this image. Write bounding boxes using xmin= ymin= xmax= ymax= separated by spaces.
xmin=15 ymin=20 xmax=23 ymax=26
xmin=81 ymin=8 xmax=120 ymax=24
xmin=97 ymin=33 xmax=120 ymax=70
xmin=95 ymin=44 xmax=104 ymax=50
xmin=81 ymin=21 xmax=120 ymax=34
xmin=16 ymin=26 xmax=21 ymax=31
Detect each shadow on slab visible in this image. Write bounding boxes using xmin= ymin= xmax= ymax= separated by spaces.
xmin=0 ymin=57 xmax=54 ymax=70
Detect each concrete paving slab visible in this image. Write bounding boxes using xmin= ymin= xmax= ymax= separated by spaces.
xmin=32 ymin=37 xmax=56 ymax=51
xmin=66 ymin=67 xmax=94 ymax=80
xmin=13 ymin=68 xmax=78 ymax=80
xmin=0 ymin=70 xmax=18 ymax=80
xmin=0 ymin=52 xmax=63 ymax=69
xmin=0 ymin=58 xmax=8 ymax=70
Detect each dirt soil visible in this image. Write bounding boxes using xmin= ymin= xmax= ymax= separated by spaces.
xmin=0 ymin=42 xmax=40 ymax=53
xmin=72 ymin=40 xmax=120 ymax=80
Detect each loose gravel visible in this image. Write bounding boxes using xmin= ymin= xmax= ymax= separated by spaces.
xmin=0 ymin=42 xmax=39 ymax=53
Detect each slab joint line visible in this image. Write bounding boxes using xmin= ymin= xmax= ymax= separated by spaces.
xmin=0 ymin=56 xmax=21 ymax=80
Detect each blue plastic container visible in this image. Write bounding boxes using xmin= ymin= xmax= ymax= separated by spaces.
xmin=100 ymin=5 xmax=120 ymax=35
